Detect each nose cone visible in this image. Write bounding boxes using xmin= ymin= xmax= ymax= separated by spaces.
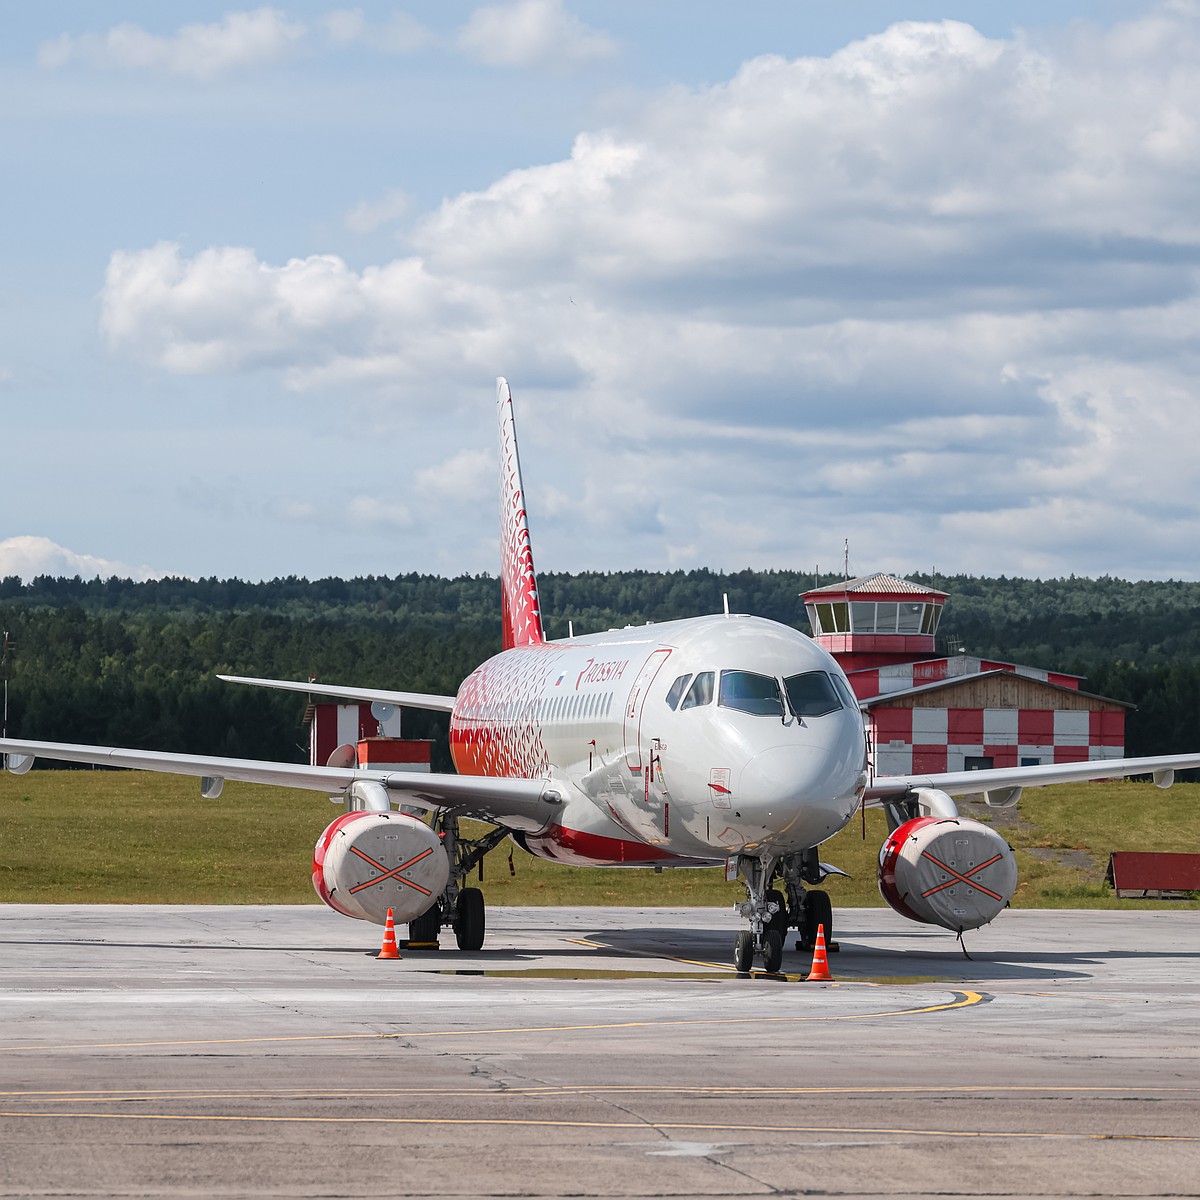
xmin=738 ymin=744 xmax=861 ymax=844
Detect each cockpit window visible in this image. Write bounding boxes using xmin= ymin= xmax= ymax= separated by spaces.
xmin=719 ymin=670 xmax=785 ymax=717
xmin=784 ymin=671 xmax=843 ymax=718
xmin=665 ymin=674 xmax=692 ymax=711
xmin=830 ymin=673 xmax=860 ymax=711
xmin=680 ymin=671 xmax=714 ymax=709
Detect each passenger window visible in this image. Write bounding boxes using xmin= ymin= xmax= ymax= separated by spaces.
xmin=665 ymin=674 xmax=692 ymax=710
xmin=784 ymin=671 xmax=842 ymax=718
xmin=719 ymin=670 xmax=784 ymax=717
xmin=680 ymin=671 xmax=714 ymax=710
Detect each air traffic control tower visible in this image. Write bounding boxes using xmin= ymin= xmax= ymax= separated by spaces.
xmin=803 ymin=574 xmax=948 ymax=672
xmin=801 ymin=573 xmax=1128 ymax=776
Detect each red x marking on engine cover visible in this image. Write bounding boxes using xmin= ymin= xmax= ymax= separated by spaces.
xmin=347 ymin=845 xmax=436 ymax=896
xmin=919 ymin=850 xmax=1005 ymax=902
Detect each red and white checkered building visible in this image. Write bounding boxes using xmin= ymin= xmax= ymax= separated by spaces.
xmin=803 ymin=574 xmax=1129 ymax=777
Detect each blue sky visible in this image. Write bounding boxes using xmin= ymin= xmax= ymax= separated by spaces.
xmin=2 ymin=1 xmax=1197 ymax=583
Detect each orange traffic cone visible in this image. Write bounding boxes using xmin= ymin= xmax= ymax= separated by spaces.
xmin=805 ymin=923 xmax=833 ymax=982
xmin=376 ymin=908 xmax=401 ymax=960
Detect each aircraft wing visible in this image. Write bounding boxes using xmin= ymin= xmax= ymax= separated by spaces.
xmin=867 ymin=751 xmax=1200 ymax=801
xmin=218 ymin=673 xmax=457 ymax=713
xmin=0 ymin=737 xmax=559 ymax=828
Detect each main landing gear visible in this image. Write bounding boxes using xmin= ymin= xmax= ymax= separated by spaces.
xmin=733 ymin=849 xmax=837 ymax=974
xmin=408 ymin=813 xmax=508 ymax=951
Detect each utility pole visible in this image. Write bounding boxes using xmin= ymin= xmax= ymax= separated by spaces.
xmin=1 ymin=630 xmax=12 ymax=740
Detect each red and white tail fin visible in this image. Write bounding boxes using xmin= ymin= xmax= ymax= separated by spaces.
xmin=497 ymin=377 xmax=545 ymax=650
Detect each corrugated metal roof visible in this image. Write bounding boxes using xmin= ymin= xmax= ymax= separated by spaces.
xmin=858 ymin=671 xmax=1132 ymax=708
xmin=803 ymin=573 xmax=950 ymax=598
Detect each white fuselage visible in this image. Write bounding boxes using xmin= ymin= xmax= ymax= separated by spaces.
xmin=449 ymin=614 xmax=868 ymax=866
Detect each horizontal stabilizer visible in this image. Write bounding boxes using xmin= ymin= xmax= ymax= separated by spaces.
xmin=218 ymin=674 xmax=457 ymax=713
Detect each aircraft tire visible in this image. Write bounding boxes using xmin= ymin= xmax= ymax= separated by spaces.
xmin=800 ymin=890 xmax=833 ymax=952
xmin=454 ymin=888 xmax=486 ymax=952
xmin=734 ymin=930 xmax=754 ymax=974
xmin=766 ymin=888 xmax=789 ymax=938
xmin=408 ymin=901 xmax=441 ymax=945
xmin=762 ymin=929 xmax=783 ymax=974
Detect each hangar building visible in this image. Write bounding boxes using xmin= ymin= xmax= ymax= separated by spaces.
xmin=802 ymin=574 xmax=1128 ymax=777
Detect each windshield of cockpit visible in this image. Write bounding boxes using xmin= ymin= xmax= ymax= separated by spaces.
xmin=667 ymin=668 xmax=855 ymax=718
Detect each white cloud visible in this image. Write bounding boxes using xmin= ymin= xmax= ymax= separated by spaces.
xmin=322 ymin=8 xmax=434 ymax=54
xmin=0 ymin=537 xmax=174 ymax=582
xmin=413 ymin=450 xmax=493 ymax=504
xmin=346 ymin=496 xmax=413 ymax=528
xmin=101 ymin=242 xmax=374 ymax=372
xmin=273 ymin=500 xmax=318 ymax=522
xmin=345 ymin=189 xmax=410 ymax=234
xmin=96 ymin=8 xmax=1200 ymax=577
xmin=321 ymin=8 xmax=366 ymax=46
xmin=457 ymin=0 xmax=617 ymax=70
xmin=38 ymin=8 xmax=306 ymax=78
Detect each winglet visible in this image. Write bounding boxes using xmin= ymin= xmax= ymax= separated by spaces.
xmin=497 ymin=377 xmax=545 ymax=649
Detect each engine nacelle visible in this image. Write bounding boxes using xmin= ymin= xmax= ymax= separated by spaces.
xmin=313 ymin=811 xmax=449 ymax=926
xmin=878 ymin=816 xmax=1017 ymax=933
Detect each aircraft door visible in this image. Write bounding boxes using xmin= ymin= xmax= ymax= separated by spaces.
xmin=623 ymin=648 xmax=672 ymax=772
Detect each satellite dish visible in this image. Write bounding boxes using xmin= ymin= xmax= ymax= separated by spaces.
xmin=326 ymin=743 xmax=358 ymax=769
xmin=370 ymin=702 xmax=396 ymax=724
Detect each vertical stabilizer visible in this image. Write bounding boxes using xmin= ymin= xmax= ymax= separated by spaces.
xmin=497 ymin=378 xmax=545 ymax=649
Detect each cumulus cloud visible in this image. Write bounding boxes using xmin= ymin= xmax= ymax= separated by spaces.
xmin=101 ymin=242 xmax=374 ymax=372
xmin=414 ymin=450 xmax=494 ymax=505
xmin=457 ymin=0 xmax=617 ymax=70
xmin=345 ymin=189 xmax=410 ymax=234
xmin=346 ymin=496 xmax=413 ymax=528
xmin=0 ymin=537 xmax=174 ymax=582
xmin=321 ymin=8 xmax=434 ymax=54
xmin=100 ymin=239 xmax=577 ymax=390
xmin=38 ymin=7 xmax=306 ymax=78
xmin=96 ymin=8 xmax=1200 ymax=576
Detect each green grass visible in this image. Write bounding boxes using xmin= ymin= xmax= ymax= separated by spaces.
xmin=2 ymin=771 xmax=1198 ymax=908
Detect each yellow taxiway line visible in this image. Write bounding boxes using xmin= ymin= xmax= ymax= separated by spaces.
xmin=0 ymin=1109 xmax=1194 ymax=1142
xmin=0 ymin=989 xmax=985 ymax=1054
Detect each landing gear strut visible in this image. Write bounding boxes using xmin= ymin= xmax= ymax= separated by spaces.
xmin=732 ymin=854 xmax=785 ymax=974
xmin=733 ymin=849 xmax=839 ymax=971
xmin=781 ymin=849 xmax=837 ymax=952
xmin=409 ymin=813 xmax=508 ymax=951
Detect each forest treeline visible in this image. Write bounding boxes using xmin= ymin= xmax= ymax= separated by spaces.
xmin=3 ymin=569 xmax=1200 ymax=768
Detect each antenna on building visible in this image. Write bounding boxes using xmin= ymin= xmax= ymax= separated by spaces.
xmin=843 ymin=539 xmax=850 ymax=581
xmin=370 ymin=701 xmax=398 ymax=739
xmin=568 ymin=619 xmax=574 ymax=639
xmin=1 ymin=630 xmax=12 ymax=741
xmin=723 ymin=593 xmax=730 ymax=616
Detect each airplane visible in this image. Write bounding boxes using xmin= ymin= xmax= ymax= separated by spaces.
xmin=5 ymin=377 xmax=1200 ymax=973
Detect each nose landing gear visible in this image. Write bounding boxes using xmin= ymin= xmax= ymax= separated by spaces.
xmin=733 ymin=849 xmax=839 ymax=973
xmin=732 ymin=855 xmax=785 ymax=974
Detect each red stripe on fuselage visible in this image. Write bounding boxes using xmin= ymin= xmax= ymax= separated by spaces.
xmin=524 ymin=822 xmax=692 ymax=867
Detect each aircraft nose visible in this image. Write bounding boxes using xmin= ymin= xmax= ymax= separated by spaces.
xmin=737 ymin=745 xmax=859 ymax=837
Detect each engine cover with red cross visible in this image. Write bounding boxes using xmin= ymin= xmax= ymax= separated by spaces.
xmin=313 ymin=811 xmax=449 ymax=926
xmin=877 ymin=816 xmax=1017 ymax=933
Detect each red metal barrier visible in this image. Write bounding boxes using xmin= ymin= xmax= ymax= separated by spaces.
xmin=1107 ymin=852 xmax=1200 ymax=898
